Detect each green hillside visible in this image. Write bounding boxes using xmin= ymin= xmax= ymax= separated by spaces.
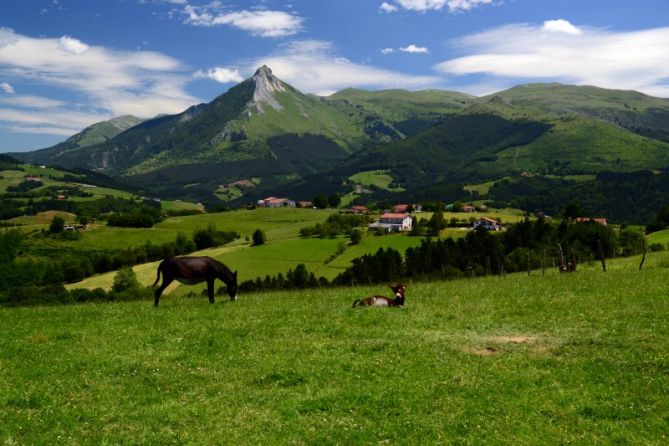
xmin=488 ymin=83 xmax=669 ymax=141
xmin=14 ymin=115 xmax=143 ymax=165
xmin=344 ymin=99 xmax=669 ymax=190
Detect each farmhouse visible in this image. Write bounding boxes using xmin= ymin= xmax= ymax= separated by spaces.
xmin=462 ymin=204 xmax=476 ymax=213
xmin=472 ymin=217 xmax=501 ymax=231
xmin=392 ymin=203 xmax=422 ymax=213
xmin=369 ymin=213 xmax=413 ymax=232
xmin=347 ymin=205 xmax=369 ymax=215
xmin=257 ymin=197 xmax=296 ymax=208
xmin=574 ymin=217 xmax=608 ymax=226
xmin=228 ymin=179 xmax=255 ymax=189
xmin=23 ymin=175 xmax=41 ymax=182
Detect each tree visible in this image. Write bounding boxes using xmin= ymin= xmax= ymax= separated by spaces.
xmin=252 ymin=228 xmax=266 ymax=246
xmin=328 ymin=193 xmax=342 ymax=208
xmin=350 ymin=228 xmax=363 ymax=245
xmin=49 ymin=216 xmax=65 ymax=233
xmin=563 ymin=202 xmax=586 ymax=220
xmin=313 ymin=194 xmax=328 ymax=209
xmin=428 ymin=202 xmax=445 ymax=236
xmin=112 ymin=267 xmax=140 ymax=292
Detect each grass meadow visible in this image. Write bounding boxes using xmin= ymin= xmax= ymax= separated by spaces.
xmin=3 ymin=253 xmax=668 ymax=444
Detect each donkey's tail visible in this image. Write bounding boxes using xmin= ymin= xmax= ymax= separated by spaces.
xmin=152 ymin=267 xmax=161 ymax=288
xmin=352 ymin=299 xmax=361 ymax=308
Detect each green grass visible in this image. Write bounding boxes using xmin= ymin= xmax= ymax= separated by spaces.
xmin=647 ymin=229 xmax=669 ymax=246
xmin=3 ymin=253 xmax=668 ymax=444
xmin=348 ymin=169 xmax=404 ymax=192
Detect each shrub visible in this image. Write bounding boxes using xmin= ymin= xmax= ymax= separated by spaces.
xmin=252 ymin=229 xmax=266 ymax=246
xmin=112 ymin=267 xmax=140 ymax=293
xmin=50 ymin=216 xmax=65 ymax=233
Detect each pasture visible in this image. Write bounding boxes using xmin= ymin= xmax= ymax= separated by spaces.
xmin=3 ymin=253 xmax=668 ymax=444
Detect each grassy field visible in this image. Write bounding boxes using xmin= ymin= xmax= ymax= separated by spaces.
xmin=2 ymin=253 xmax=668 ymax=444
xmin=647 ymin=229 xmax=669 ymax=246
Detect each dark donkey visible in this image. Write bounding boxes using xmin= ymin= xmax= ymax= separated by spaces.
xmin=352 ymin=284 xmax=406 ymax=308
xmin=153 ymin=256 xmax=238 ymax=307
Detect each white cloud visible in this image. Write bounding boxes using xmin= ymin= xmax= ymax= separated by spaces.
xmin=380 ymin=2 xmax=398 ymax=13
xmin=435 ymin=20 xmax=669 ymax=97
xmin=183 ymin=5 xmax=303 ymax=37
xmin=394 ymin=0 xmax=493 ymax=12
xmin=194 ymin=67 xmax=244 ymax=84
xmin=381 ymin=47 xmax=395 ymax=55
xmin=217 ymin=40 xmax=441 ymax=95
xmin=400 ymin=44 xmax=429 ymax=53
xmin=0 ymin=95 xmax=64 ymax=108
xmin=0 ymin=28 xmax=200 ymax=136
xmin=542 ymin=19 xmax=582 ymax=35
xmin=0 ymin=81 xmax=14 ymax=94
xmin=59 ymin=36 xmax=89 ymax=54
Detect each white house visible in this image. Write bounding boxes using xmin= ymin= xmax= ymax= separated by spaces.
xmin=257 ymin=197 xmax=296 ymax=208
xmin=472 ymin=217 xmax=501 ymax=231
xmin=369 ymin=213 xmax=413 ymax=232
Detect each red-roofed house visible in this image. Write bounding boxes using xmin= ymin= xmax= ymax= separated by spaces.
xmin=257 ymin=197 xmax=296 ymax=208
xmin=369 ymin=213 xmax=412 ymax=232
xmin=347 ymin=205 xmax=369 ymax=215
xmin=574 ymin=217 xmax=608 ymax=226
xmin=392 ymin=203 xmax=422 ymax=213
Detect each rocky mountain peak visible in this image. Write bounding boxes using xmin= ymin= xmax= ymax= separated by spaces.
xmin=251 ymin=65 xmax=285 ymax=112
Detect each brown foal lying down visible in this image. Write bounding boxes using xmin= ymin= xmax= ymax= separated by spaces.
xmin=352 ymin=284 xmax=406 ymax=308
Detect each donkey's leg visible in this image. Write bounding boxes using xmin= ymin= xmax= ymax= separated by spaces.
xmin=154 ymin=277 xmax=174 ymax=307
xmin=207 ymin=278 xmax=215 ymax=304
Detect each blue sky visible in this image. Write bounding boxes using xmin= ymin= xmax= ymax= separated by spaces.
xmin=1 ymin=0 xmax=668 ymax=152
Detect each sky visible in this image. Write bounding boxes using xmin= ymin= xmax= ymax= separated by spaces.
xmin=1 ymin=0 xmax=669 ymax=152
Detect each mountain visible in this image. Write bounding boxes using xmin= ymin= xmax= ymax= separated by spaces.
xmin=15 ymin=66 xmax=470 ymax=199
xmin=344 ymin=97 xmax=669 ymax=189
xmin=15 ymin=115 xmax=143 ymax=165
xmin=486 ymin=83 xmax=669 ymax=142
xmin=13 ymin=73 xmax=669 ymax=213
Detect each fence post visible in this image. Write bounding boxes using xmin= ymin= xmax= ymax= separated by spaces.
xmin=597 ymin=238 xmax=607 ymax=272
xmin=527 ymin=251 xmax=531 ymax=276
xmin=639 ymin=240 xmax=647 ymax=271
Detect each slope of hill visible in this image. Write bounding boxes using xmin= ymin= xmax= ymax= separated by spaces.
xmin=344 ymin=99 xmax=669 ymax=188
xmin=14 ymin=115 xmax=144 ymax=165
xmin=488 ymin=83 xmax=669 ymax=142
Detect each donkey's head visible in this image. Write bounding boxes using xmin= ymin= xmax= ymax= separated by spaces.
xmin=227 ymin=271 xmax=238 ymax=301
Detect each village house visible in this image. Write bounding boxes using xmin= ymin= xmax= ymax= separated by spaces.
xmin=23 ymin=175 xmax=41 ymax=182
xmin=392 ymin=203 xmax=422 ymax=213
xmin=369 ymin=213 xmax=413 ymax=232
xmin=462 ymin=204 xmax=476 ymax=213
xmin=257 ymin=197 xmax=296 ymax=208
xmin=347 ymin=205 xmax=369 ymax=215
xmin=297 ymin=201 xmax=313 ymax=208
xmin=227 ymin=179 xmax=256 ymax=189
xmin=574 ymin=217 xmax=608 ymax=226
xmin=472 ymin=217 xmax=502 ymax=231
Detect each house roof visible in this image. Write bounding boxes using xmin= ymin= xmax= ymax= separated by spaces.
xmin=381 ymin=213 xmax=410 ymax=219
xmin=478 ymin=217 xmax=499 ymax=224
xmin=575 ymin=217 xmax=607 ymax=225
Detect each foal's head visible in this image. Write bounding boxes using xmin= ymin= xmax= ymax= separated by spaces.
xmin=390 ymin=284 xmax=406 ymax=304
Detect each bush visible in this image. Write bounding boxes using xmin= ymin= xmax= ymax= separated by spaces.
xmin=50 ymin=216 xmax=65 ymax=233
xmin=112 ymin=267 xmax=140 ymax=292
xmin=350 ymin=228 xmax=363 ymax=245
xmin=252 ymin=229 xmax=266 ymax=246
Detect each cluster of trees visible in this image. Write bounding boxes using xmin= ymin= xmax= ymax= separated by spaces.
xmin=646 ymin=206 xmax=669 ymax=234
xmin=312 ymin=193 xmax=342 ymax=209
xmin=336 ymin=218 xmax=643 ymax=285
xmin=300 ymin=213 xmax=372 ymax=238
xmin=238 ymin=264 xmax=328 ymax=293
xmin=0 ymin=225 xmax=239 ymax=301
xmin=0 ymin=267 xmax=151 ymax=307
xmin=106 ymin=206 xmax=163 ymax=228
